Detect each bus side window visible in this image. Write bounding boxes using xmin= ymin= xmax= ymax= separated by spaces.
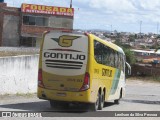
xmin=94 ymin=40 xmax=102 ymax=64
xmin=114 ymin=52 xmax=118 ymax=68
xmin=94 ymin=40 xmax=124 ymax=70
xmin=110 ymin=50 xmax=115 ymax=67
xmin=102 ymin=45 xmax=110 ymax=65
xmin=118 ymin=53 xmax=121 ymax=70
xmin=122 ymin=55 xmax=125 ymax=72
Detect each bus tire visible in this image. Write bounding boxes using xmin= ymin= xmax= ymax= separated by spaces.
xmin=90 ymin=92 xmax=100 ymax=111
xmin=114 ymin=90 xmax=122 ymax=104
xmin=114 ymin=99 xmax=120 ymax=104
xmin=50 ymin=100 xmax=60 ymax=108
xmin=98 ymin=92 xmax=105 ymax=110
xmin=61 ymin=102 xmax=69 ymax=109
xmin=50 ymin=100 xmax=69 ymax=109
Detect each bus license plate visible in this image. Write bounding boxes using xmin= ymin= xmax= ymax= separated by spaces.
xmin=56 ymin=93 xmax=66 ymax=97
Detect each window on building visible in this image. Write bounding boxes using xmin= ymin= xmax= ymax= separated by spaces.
xmin=23 ymin=15 xmax=72 ymax=29
xmin=49 ymin=16 xmax=73 ymax=29
xmin=20 ymin=37 xmax=36 ymax=47
xmin=23 ymin=15 xmax=48 ymax=26
xmin=35 ymin=17 xmax=48 ymax=26
xmin=61 ymin=17 xmax=73 ymax=29
xmin=23 ymin=16 xmax=29 ymax=25
xmin=29 ymin=16 xmax=36 ymax=25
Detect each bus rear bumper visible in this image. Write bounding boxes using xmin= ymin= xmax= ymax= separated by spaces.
xmin=37 ymin=87 xmax=94 ymax=103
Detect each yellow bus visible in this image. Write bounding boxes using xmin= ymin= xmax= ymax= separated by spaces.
xmin=37 ymin=31 xmax=130 ymax=111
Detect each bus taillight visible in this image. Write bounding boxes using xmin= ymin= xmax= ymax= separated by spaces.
xmin=80 ymin=72 xmax=90 ymax=91
xmin=38 ymin=69 xmax=44 ymax=88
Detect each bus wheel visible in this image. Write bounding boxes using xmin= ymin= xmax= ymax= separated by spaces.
xmin=61 ymin=102 xmax=69 ymax=109
xmin=50 ymin=100 xmax=60 ymax=108
xmin=98 ymin=92 xmax=105 ymax=110
xmin=90 ymin=92 xmax=100 ymax=111
xmin=114 ymin=99 xmax=120 ymax=104
xmin=114 ymin=90 xmax=122 ymax=104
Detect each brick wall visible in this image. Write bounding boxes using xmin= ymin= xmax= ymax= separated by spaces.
xmin=0 ymin=3 xmax=6 ymax=46
xmin=0 ymin=3 xmax=20 ymax=46
xmin=0 ymin=11 xmax=4 ymax=46
xmin=21 ymin=25 xmax=72 ymax=35
xmin=0 ymin=3 xmax=73 ymax=47
xmin=0 ymin=2 xmax=6 ymax=7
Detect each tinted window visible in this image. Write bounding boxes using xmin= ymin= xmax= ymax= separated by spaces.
xmin=94 ymin=40 xmax=125 ymax=71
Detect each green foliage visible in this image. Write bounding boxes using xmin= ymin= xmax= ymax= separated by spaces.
xmin=123 ymin=48 xmax=136 ymax=65
xmin=128 ymin=35 xmax=135 ymax=42
xmin=156 ymin=35 xmax=160 ymax=38
xmin=150 ymin=45 xmax=160 ymax=50
xmin=135 ymin=34 xmax=138 ymax=39
xmin=114 ymin=38 xmax=122 ymax=46
xmin=140 ymin=45 xmax=146 ymax=49
xmin=156 ymin=46 xmax=160 ymax=50
xmin=152 ymin=76 xmax=160 ymax=82
xmin=114 ymin=40 xmax=136 ymax=65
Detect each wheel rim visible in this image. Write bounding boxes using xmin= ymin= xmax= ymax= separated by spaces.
xmin=95 ymin=94 xmax=99 ymax=110
xmin=101 ymin=94 xmax=104 ymax=107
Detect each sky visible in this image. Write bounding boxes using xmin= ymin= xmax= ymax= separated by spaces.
xmin=4 ymin=0 xmax=160 ymax=33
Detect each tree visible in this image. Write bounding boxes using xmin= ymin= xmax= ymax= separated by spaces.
xmin=135 ymin=34 xmax=138 ymax=39
xmin=123 ymin=48 xmax=136 ymax=65
xmin=114 ymin=41 xmax=136 ymax=65
xmin=128 ymin=35 xmax=135 ymax=42
xmin=155 ymin=46 xmax=160 ymax=52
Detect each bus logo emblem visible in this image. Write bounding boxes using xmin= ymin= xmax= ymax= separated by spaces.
xmin=51 ymin=35 xmax=80 ymax=47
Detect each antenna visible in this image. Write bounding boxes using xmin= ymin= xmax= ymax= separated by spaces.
xmin=70 ymin=0 xmax=72 ymax=8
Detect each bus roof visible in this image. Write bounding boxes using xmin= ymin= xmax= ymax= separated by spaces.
xmin=44 ymin=31 xmax=125 ymax=55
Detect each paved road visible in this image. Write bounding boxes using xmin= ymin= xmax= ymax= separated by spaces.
xmin=0 ymin=79 xmax=160 ymax=119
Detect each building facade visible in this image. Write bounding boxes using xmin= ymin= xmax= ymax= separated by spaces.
xmin=0 ymin=2 xmax=74 ymax=47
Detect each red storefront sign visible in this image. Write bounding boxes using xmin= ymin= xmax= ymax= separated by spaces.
xmin=21 ymin=3 xmax=74 ymax=17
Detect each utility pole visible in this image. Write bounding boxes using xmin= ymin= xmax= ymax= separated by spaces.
xmin=157 ymin=22 xmax=159 ymax=35
xmin=140 ymin=21 xmax=142 ymax=38
xmin=70 ymin=0 xmax=72 ymax=8
xmin=111 ymin=24 xmax=112 ymax=33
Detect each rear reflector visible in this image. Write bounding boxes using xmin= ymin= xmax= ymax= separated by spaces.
xmin=38 ymin=69 xmax=44 ymax=88
xmin=80 ymin=72 xmax=90 ymax=91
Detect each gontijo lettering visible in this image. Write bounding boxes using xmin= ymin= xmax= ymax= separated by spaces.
xmin=44 ymin=52 xmax=86 ymax=60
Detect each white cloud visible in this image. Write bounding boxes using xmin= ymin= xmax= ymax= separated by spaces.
xmin=130 ymin=0 xmax=160 ymax=11
xmin=89 ymin=0 xmax=136 ymax=12
xmin=4 ymin=0 xmax=160 ymax=33
xmin=82 ymin=0 xmax=160 ymax=25
xmin=4 ymin=0 xmax=70 ymax=7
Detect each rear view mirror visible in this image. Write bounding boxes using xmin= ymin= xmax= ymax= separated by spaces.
xmin=125 ymin=62 xmax=131 ymax=75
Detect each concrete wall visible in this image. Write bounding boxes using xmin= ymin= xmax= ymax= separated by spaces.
xmin=0 ymin=55 xmax=39 ymax=95
xmin=2 ymin=15 xmax=20 ymax=46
